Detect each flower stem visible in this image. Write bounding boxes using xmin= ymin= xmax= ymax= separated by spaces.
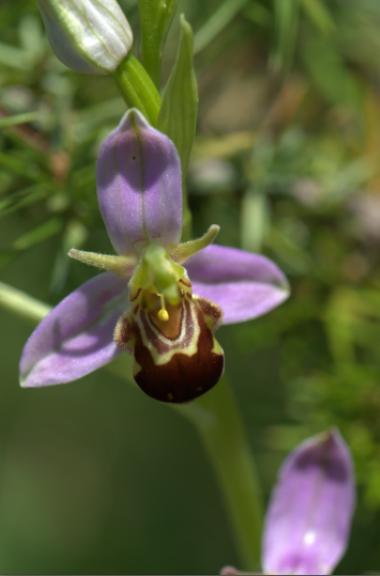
xmin=177 ymin=378 xmax=263 ymax=570
xmin=0 ymin=281 xmax=50 ymax=323
xmin=115 ymin=54 xmax=161 ymax=125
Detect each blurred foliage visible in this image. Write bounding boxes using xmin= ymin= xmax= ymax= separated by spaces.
xmin=0 ymin=0 xmax=380 ymax=573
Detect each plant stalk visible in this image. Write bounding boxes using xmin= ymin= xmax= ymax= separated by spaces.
xmin=178 ymin=378 xmax=263 ymax=570
xmin=114 ymin=54 xmax=161 ymax=125
xmin=0 ymin=281 xmax=50 ymax=323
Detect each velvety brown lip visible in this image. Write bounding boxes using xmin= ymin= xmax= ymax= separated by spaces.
xmin=133 ymin=301 xmax=224 ymax=403
xmin=114 ymin=293 xmax=224 ymax=403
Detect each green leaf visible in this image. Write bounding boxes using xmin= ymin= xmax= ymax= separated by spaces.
xmin=0 ymin=112 xmax=41 ymax=129
xmin=300 ymin=0 xmax=335 ymax=34
xmin=0 ymin=185 xmax=49 ymax=218
xmin=0 ymin=152 xmax=41 ymax=180
xmin=13 ymin=218 xmax=63 ymax=251
xmin=302 ymin=35 xmax=363 ymax=109
xmin=158 ymin=15 xmax=198 ymax=178
xmin=194 ymin=0 xmax=250 ymax=54
xmin=273 ymin=0 xmax=300 ymax=73
xmin=243 ymin=3 xmax=272 ymax=28
xmin=138 ymin=0 xmax=177 ymax=85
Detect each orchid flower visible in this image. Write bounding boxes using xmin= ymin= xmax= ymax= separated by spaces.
xmin=222 ymin=429 xmax=355 ymax=575
xmin=20 ymin=109 xmax=289 ymax=403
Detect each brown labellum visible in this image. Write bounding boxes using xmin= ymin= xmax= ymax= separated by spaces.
xmin=114 ymin=296 xmax=224 ymax=403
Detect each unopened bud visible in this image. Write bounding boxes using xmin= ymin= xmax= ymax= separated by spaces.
xmin=38 ymin=0 xmax=133 ymax=74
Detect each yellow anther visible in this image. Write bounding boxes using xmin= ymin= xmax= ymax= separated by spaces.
xmin=158 ymin=308 xmax=169 ymax=322
xmin=157 ymin=294 xmax=169 ymax=322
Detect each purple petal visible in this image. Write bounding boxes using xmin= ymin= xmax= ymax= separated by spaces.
xmin=263 ymin=430 xmax=355 ymax=576
xmin=185 ymin=245 xmax=289 ymax=325
xmin=97 ymin=109 xmax=182 ymax=255
xmin=20 ymin=273 xmax=127 ymax=387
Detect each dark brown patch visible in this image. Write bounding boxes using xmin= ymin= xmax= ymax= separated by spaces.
xmin=133 ymin=304 xmax=224 ymax=403
xmin=113 ymin=314 xmax=134 ymax=351
xmin=197 ymin=297 xmax=223 ymax=328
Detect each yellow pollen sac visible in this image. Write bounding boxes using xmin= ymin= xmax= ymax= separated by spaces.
xmin=157 ymin=308 xmax=169 ymax=322
xmin=157 ymin=294 xmax=169 ymax=322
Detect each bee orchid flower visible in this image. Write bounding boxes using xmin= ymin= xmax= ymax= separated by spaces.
xmin=20 ymin=109 xmax=289 ymax=403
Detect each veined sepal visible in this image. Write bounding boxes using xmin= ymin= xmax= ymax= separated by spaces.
xmin=38 ymin=0 xmax=133 ymax=74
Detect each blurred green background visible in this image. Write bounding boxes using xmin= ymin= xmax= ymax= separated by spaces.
xmin=1 ymin=0 xmax=380 ymax=573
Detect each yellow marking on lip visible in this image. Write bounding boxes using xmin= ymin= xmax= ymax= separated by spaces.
xmin=135 ymin=298 xmax=200 ymax=366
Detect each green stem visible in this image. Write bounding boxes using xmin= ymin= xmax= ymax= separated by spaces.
xmin=178 ymin=378 xmax=263 ymax=570
xmin=0 ymin=281 xmax=50 ymax=323
xmin=114 ymin=54 xmax=161 ymax=125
